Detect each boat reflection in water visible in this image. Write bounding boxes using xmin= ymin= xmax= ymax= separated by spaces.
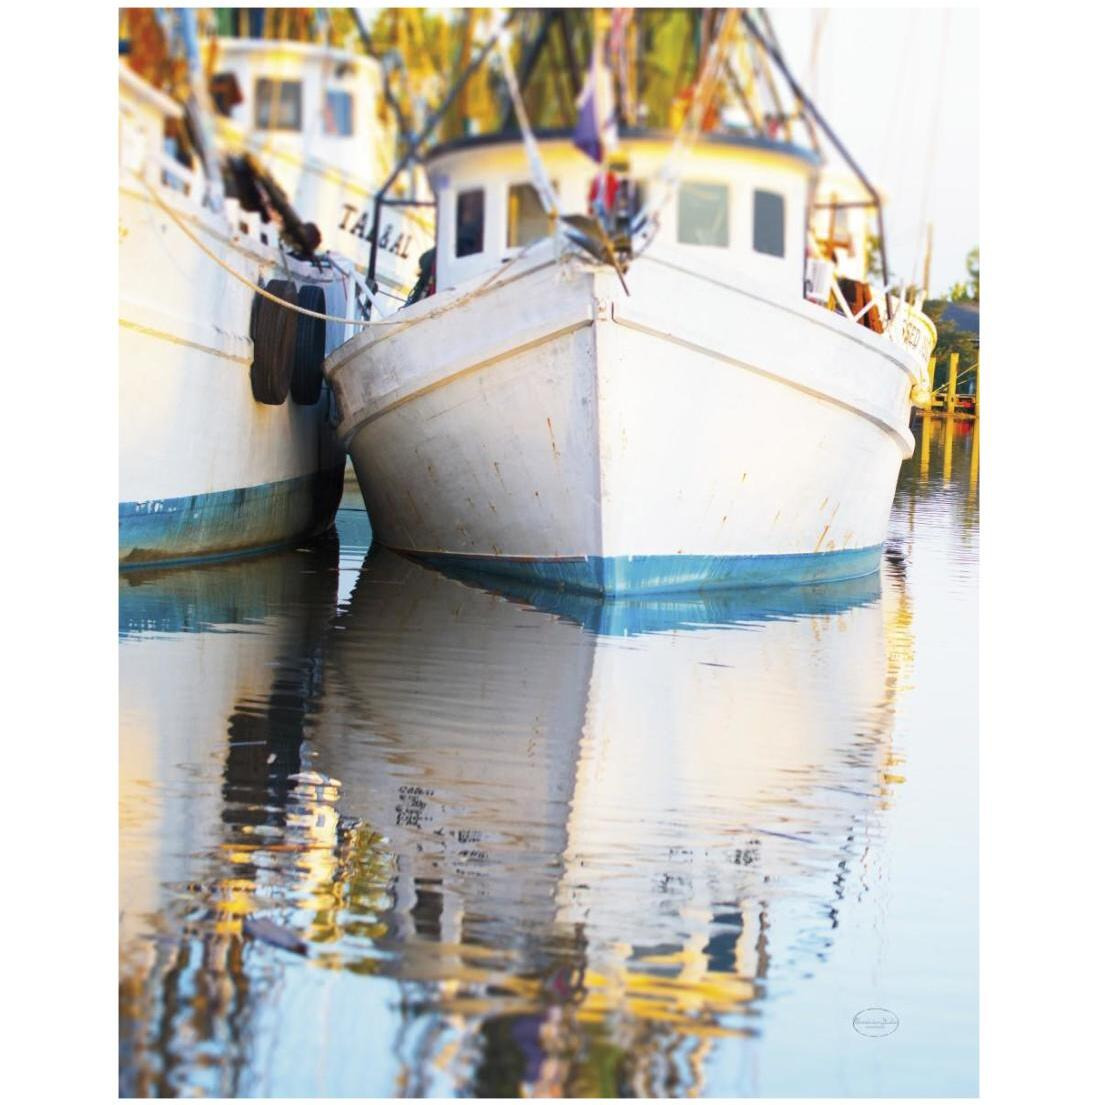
xmin=119 ymin=536 xmax=912 ymax=1097
xmin=119 ymin=538 xmax=345 ymax=1097
xmin=318 ymin=553 xmax=905 ymax=1096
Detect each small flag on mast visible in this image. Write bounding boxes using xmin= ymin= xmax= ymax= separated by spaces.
xmin=572 ymin=14 xmax=620 ymax=164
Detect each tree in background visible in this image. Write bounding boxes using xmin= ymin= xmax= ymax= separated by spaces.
xmin=928 ymin=246 xmax=980 ymax=392
xmin=946 ymin=246 xmax=979 ymax=303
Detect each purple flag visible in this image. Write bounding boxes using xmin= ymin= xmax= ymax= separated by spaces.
xmin=573 ymin=34 xmax=619 ymax=164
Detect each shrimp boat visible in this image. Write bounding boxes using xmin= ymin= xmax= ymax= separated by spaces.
xmin=118 ymin=10 xmax=430 ymax=566
xmin=325 ymin=11 xmax=936 ymax=595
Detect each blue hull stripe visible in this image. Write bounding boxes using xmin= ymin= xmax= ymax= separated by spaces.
xmin=119 ymin=464 xmax=345 ymax=569
xmin=411 ymin=556 xmax=883 ymax=635
xmin=402 ymin=544 xmax=884 ymax=597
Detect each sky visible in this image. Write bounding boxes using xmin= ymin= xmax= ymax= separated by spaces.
xmin=770 ymin=7 xmax=979 ymax=295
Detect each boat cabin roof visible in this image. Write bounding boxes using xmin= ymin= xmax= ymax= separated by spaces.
xmin=425 ymin=126 xmax=821 ymax=171
xmin=424 ymin=129 xmax=821 ymax=299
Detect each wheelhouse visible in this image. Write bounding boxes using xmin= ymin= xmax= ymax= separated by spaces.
xmin=424 ymin=128 xmax=820 ymax=301
xmin=210 ymin=37 xmax=395 ymax=194
xmin=206 ymin=36 xmax=431 ymax=294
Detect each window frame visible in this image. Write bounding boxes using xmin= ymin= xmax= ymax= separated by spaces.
xmin=506 ymin=180 xmax=556 ymax=250
xmin=254 ymin=77 xmax=303 ymax=132
xmin=322 ymin=89 xmax=354 ymax=138
xmin=676 ymin=179 xmax=731 ymax=249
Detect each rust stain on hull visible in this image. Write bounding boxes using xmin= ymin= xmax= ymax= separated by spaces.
xmin=546 ymin=416 xmax=560 ymax=460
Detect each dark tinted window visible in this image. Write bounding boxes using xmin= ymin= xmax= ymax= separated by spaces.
xmin=455 ymin=188 xmax=485 ymax=258
xmin=255 ymin=78 xmax=302 ymax=131
xmin=753 ymin=190 xmax=786 ymax=257
xmin=323 ymin=90 xmax=354 ymax=136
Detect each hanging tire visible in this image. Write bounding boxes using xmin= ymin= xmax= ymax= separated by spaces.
xmin=249 ymin=279 xmax=298 ymax=405
xmin=291 ymin=283 xmax=327 ymax=405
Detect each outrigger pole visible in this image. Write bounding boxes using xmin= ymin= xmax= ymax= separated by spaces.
xmin=367 ymin=10 xmax=518 ymax=294
xmin=739 ymin=9 xmax=894 ymax=320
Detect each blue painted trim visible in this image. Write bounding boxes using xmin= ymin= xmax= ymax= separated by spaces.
xmin=410 ymin=555 xmax=883 ymax=637
xmin=119 ymin=464 xmax=345 ymax=570
xmin=401 ymin=545 xmax=883 ymax=597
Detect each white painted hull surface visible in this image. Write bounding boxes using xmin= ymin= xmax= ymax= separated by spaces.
xmin=118 ymin=179 xmax=349 ymax=565
xmin=118 ymin=61 xmax=403 ymax=567
xmin=327 ymin=244 xmax=925 ymax=594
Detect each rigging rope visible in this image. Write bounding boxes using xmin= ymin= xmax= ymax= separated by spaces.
xmin=496 ymin=29 xmax=629 ymax=293
xmin=805 ymin=9 xmax=829 ymax=98
xmin=141 ymin=173 xmax=384 ymax=326
xmin=909 ymin=9 xmax=951 ymax=290
xmin=140 ymin=171 xmax=553 ymax=338
xmin=633 ymin=9 xmax=740 ymax=247
xmin=495 ymin=33 xmax=559 ymax=217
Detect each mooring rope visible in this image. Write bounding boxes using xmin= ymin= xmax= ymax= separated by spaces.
xmin=141 ymin=173 xmax=580 ymax=341
xmin=140 ymin=174 xmax=386 ymax=326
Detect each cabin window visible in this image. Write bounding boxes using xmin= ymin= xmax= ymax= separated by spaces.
xmin=507 ymin=183 xmax=552 ymax=247
xmin=753 ymin=189 xmax=786 ymax=257
xmin=255 ymin=78 xmax=302 ymax=131
xmin=455 ymin=188 xmax=485 ymax=257
xmin=323 ymin=90 xmax=354 ymax=137
xmin=677 ymin=181 xmax=729 ymax=247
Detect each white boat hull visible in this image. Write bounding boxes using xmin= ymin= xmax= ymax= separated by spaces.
xmin=118 ymin=178 xmax=350 ymax=566
xmin=327 ymin=245 xmax=923 ymax=594
xmin=118 ymin=60 xmax=411 ymax=568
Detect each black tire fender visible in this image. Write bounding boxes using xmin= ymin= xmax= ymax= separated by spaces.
xmin=291 ymin=283 xmax=327 ymax=405
xmin=249 ymin=279 xmax=298 ymax=405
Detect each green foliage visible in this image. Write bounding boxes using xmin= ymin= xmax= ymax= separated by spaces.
xmin=636 ymin=9 xmax=701 ymax=128
xmin=947 ymin=246 xmax=979 ymax=302
xmin=926 ymin=299 xmax=978 ymax=391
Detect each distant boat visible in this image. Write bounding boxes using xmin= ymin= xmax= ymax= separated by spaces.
xmin=325 ymin=13 xmax=936 ymax=595
xmin=118 ymin=11 xmax=430 ymax=566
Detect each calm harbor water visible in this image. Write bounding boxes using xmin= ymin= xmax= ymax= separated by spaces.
xmin=119 ymin=416 xmax=978 ymax=1098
